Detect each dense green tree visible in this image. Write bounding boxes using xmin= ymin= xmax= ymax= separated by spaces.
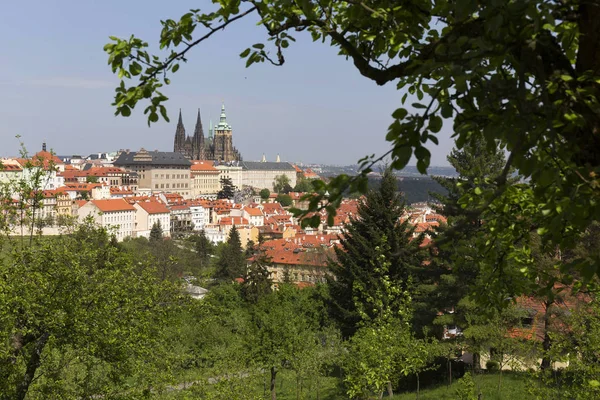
xmin=328 ymin=168 xmax=425 ymax=337
xmin=259 ymin=188 xmax=270 ymax=200
xmin=85 ymin=175 xmax=99 ymax=183
xmin=189 ymin=229 xmax=214 ymax=269
xmin=217 ymin=177 xmax=236 ymax=200
xmin=293 ymin=177 xmax=314 ymax=193
xmin=106 ymin=0 xmax=600 ymax=291
xmin=275 ymin=193 xmax=292 ymax=207
xmin=149 ymin=220 xmax=164 ymax=242
xmin=249 ymin=285 xmax=319 ymax=400
xmin=241 ymin=252 xmax=272 ymax=304
xmin=214 ymin=226 xmax=246 ymax=282
xmin=0 ymin=222 xmax=181 ymax=399
xmin=430 ymin=138 xmax=511 ymax=331
xmin=273 ymin=174 xmax=292 ymax=194
xmin=244 ymin=239 xmax=257 ymax=257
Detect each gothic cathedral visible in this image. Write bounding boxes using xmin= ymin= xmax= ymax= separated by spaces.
xmin=173 ymin=104 xmax=242 ymax=162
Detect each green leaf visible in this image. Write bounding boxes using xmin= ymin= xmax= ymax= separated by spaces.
xmin=441 ymin=103 xmax=453 ymax=118
xmin=412 ymin=103 xmax=426 ymax=109
xmin=428 ymin=115 xmax=443 ymax=133
xmin=239 ymin=48 xmax=251 ymax=58
xmin=149 ymin=112 xmax=159 ymax=123
xmin=130 ymin=61 xmax=142 ymax=76
xmin=392 ymin=108 xmax=408 ymax=120
xmin=474 ymin=187 xmax=482 ymax=195
xmin=171 ymin=63 xmax=180 ymax=73
xmin=252 ymin=43 xmax=265 ymax=49
xmin=392 ymin=146 xmax=412 ymax=169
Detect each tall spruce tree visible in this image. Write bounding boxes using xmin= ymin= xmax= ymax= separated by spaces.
xmin=242 ymin=252 xmax=272 ymax=304
xmin=215 ymin=226 xmax=246 ymax=282
xmin=149 ymin=221 xmax=163 ymax=242
xmin=429 ymin=138 xmax=512 ymax=359
xmin=328 ymin=168 xmax=425 ymax=338
xmin=192 ymin=229 xmax=213 ymax=269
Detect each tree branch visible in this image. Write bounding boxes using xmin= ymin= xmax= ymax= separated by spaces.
xmin=138 ymin=6 xmax=258 ymax=87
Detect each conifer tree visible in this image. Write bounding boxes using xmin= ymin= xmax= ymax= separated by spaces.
xmin=242 ymin=252 xmax=272 ymax=304
xmin=192 ymin=229 xmax=213 ymax=268
xmin=328 ymin=168 xmax=424 ymax=338
xmin=429 ymin=138 xmax=512 ymax=361
xmin=149 ymin=221 xmax=163 ymax=242
xmin=214 ymin=226 xmax=246 ymax=282
xmin=217 ymin=177 xmax=236 ymax=200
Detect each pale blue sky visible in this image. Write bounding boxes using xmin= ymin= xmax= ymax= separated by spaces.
xmin=0 ymin=0 xmax=453 ymax=166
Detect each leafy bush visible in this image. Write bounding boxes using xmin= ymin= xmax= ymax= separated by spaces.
xmin=454 ymin=373 xmax=477 ymax=400
xmin=486 ymin=360 xmax=500 ymax=372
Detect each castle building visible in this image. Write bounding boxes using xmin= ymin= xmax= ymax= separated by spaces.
xmin=113 ymin=148 xmax=192 ymax=197
xmin=174 ymin=104 xmax=241 ymax=163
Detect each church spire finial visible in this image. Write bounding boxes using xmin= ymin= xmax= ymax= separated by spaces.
xmin=220 ymin=102 xmax=228 ymax=123
xmin=261 ymin=153 xmax=266 ymax=162
xmin=42 ymin=142 xmax=47 ymax=152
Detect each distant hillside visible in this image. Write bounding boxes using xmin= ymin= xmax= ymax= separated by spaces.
xmin=316 ymin=164 xmax=458 ymax=178
xmin=366 ymin=176 xmax=448 ymax=204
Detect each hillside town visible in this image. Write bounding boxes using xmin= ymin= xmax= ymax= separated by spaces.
xmin=0 ymin=135 xmax=446 ymax=287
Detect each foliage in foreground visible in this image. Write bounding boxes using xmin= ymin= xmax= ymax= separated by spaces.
xmin=0 ymin=222 xmax=184 ymax=399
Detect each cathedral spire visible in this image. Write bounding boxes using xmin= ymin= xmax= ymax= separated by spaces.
xmin=192 ymin=108 xmax=205 ymax=159
xmin=173 ymin=109 xmax=186 ymax=154
xmin=276 ymin=154 xmax=280 ymax=162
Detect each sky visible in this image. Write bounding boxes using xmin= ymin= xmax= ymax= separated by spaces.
xmin=0 ymin=0 xmax=454 ymax=166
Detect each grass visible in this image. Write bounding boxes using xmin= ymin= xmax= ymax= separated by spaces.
xmin=160 ymin=369 xmax=533 ymax=400
xmin=392 ymin=371 xmax=533 ymax=400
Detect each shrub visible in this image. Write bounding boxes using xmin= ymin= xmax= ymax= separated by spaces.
xmin=486 ymin=360 xmax=500 ymax=372
xmin=454 ymin=373 xmax=477 ymax=400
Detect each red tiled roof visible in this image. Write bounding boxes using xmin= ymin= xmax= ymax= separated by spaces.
xmin=220 ymin=217 xmax=249 ymax=226
xmin=0 ymin=164 xmax=22 ymax=171
xmin=136 ymin=201 xmax=169 ymax=214
xmin=91 ymin=199 xmax=135 ymax=212
xmin=243 ymin=207 xmax=264 ymax=217
xmin=191 ymin=160 xmax=218 ymax=172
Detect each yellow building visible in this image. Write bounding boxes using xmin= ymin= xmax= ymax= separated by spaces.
xmin=190 ymin=160 xmax=221 ymax=196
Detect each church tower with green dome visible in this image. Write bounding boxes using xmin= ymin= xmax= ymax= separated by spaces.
xmin=211 ymin=103 xmax=241 ymax=162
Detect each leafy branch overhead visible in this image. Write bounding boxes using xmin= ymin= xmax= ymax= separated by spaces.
xmin=106 ymin=1 xmax=600 ymax=279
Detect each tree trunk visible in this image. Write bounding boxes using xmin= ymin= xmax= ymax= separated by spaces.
xmin=473 ymin=352 xmax=481 ymax=373
xmin=316 ymin=376 xmax=320 ymax=400
xmin=16 ymin=332 xmax=50 ymax=400
xmin=416 ymin=373 xmax=420 ymax=400
xmin=271 ymin=366 xmax=278 ymax=400
xmin=540 ymin=300 xmax=553 ymax=371
xmin=387 ymin=381 xmax=393 ymax=397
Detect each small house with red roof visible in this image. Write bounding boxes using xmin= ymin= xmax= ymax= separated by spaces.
xmin=133 ymin=200 xmax=171 ymax=238
xmin=77 ymin=198 xmax=136 ymax=240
